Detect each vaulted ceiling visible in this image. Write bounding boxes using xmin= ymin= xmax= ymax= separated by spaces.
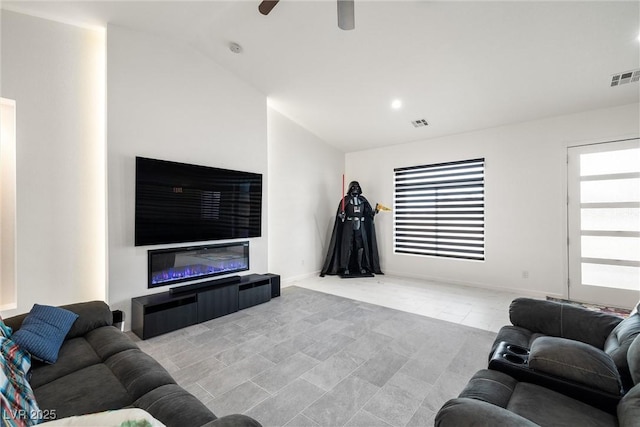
xmin=3 ymin=1 xmax=639 ymax=152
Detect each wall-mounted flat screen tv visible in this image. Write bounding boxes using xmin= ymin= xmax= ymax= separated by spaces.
xmin=135 ymin=157 xmax=262 ymax=246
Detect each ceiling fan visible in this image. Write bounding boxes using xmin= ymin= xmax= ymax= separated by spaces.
xmin=259 ymin=0 xmax=355 ymax=30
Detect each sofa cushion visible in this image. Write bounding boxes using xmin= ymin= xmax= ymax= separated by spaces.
xmin=206 ymin=415 xmax=263 ymax=427
xmin=435 ymin=398 xmax=539 ymax=427
xmin=604 ymin=313 xmax=640 ymax=391
xmin=84 ymin=327 xmax=138 ymax=361
xmin=105 ymin=349 xmax=175 ymax=401
xmin=12 ymin=304 xmax=79 ymax=364
xmin=529 ymin=336 xmax=622 ymax=395
xmin=134 ymin=384 xmax=217 ymax=427
xmin=458 ymin=369 xmax=519 ymax=408
xmin=507 ymin=382 xmax=617 ymax=426
xmin=456 ymin=369 xmax=618 ymax=427
xmin=34 ymin=364 xmax=133 ymax=419
xmin=29 ymin=337 xmax=101 ymax=389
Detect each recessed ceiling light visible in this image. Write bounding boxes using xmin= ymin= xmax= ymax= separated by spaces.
xmin=391 ymin=99 xmax=402 ymax=109
xmin=229 ymin=42 xmax=243 ymax=54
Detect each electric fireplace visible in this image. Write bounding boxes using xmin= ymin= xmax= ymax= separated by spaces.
xmin=148 ymin=241 xmax=249 ymax=288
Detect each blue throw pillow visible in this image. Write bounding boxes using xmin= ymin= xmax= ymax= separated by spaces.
xmin=11 ymin=304 xmax=79 ymax=364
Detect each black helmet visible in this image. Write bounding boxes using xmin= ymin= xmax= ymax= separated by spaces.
xmin=347 ymin=181 xmax=362 ymax=196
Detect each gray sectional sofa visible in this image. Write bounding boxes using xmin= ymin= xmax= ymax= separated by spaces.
xmin=4 ymin=300 xmax=261 ymax=427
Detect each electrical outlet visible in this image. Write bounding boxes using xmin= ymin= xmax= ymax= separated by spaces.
xmin=522 ymin=270 xmax=529 ymax=279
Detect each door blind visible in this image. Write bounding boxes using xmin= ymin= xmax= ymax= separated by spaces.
xmin=394 ymin=158 xmax=485 ymax=261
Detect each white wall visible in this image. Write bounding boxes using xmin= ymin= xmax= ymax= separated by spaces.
xmin=2 ymin=10 xmax=637 ymax=321
xmin=267 ymin=108 xmax=344 ymax=281
xmin=0 ymin=11 xmax=106 ymax=317
xmin=0 ymin=98 xmax=17 ymax=311
xmin=106 ymin=25 xmax=268 ymax=327
xmin=347 ymin=103 xmax=639 ymax=299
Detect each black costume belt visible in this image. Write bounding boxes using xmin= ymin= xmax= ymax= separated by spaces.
xmin=346 ymin=217 xmax=365 ymax=221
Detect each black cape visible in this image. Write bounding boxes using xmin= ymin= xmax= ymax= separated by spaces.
xmin=320 ymin=196 xmax=383 ymax=277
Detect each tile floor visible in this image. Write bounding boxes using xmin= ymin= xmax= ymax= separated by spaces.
xmin=289 ymin=274 xmax=524 ymax=333
xmin=131 ymin=275 xmax=527 ymax=427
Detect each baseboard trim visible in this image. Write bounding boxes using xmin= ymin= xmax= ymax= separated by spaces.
xmin=383 ymin=270 xmax=562 ymax=300
xmin=277 ymin=268 xmax=566 ymax=301
xmin=281 ymin=271 xmax=321 ymax=286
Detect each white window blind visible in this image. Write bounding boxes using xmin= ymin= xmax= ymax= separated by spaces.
xmin=394 ymin=158 xmax=485 ymax=261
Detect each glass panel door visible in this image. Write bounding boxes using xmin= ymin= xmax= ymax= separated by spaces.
xmin=567 ymin=139 xmax=640 ymax=309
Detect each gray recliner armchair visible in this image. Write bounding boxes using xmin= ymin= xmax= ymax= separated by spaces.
xmin=491 ymin=298 xmax=640 ymax=400
xmin=435 ymin=335 xmax=640 ymax=426
xmin=435 ymin=298 xmax=640 ymax=426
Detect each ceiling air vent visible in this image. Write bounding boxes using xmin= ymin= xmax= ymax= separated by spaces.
xmin=411 ymin=119 xmax=429 ymax=128
xmin=610 ymin=68 xmax=640 ymax=87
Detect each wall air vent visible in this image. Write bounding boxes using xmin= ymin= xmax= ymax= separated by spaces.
xmin=610 ymin=68 xmax=640 ymax=87
xmin=411 ymin=119 xmax=429 ymax=128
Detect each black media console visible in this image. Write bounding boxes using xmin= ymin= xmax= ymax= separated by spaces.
xmin=131 ymin=273 xmax=279 ymax=340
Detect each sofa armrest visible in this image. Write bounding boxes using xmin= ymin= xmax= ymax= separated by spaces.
xmin=509 ymin=298 xmax=622 ymax=349
xmin=435 ymin=398 xmax=539 ymax=427
xmin=529 ymin=336 xmax=622 ymax=395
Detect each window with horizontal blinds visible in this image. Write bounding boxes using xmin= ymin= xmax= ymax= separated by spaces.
xmin=394 ymin=158 xmax=485 ymax=261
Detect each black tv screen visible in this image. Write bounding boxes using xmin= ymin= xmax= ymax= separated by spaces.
xmin=135 ymin=157 xmax=262 ymax=246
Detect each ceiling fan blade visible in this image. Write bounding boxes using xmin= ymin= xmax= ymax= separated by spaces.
xmin=337 ymin=0 xmax=355 ymax=30
xmin=259 ymin=0 xmax=279 ymax=16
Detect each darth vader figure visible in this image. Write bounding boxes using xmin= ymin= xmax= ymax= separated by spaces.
xmin=320 ymin=181 xmax=383 ymax=277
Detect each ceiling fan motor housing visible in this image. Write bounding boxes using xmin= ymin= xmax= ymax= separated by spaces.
xmin=259 ymin=0 xmax=355 ymax=30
